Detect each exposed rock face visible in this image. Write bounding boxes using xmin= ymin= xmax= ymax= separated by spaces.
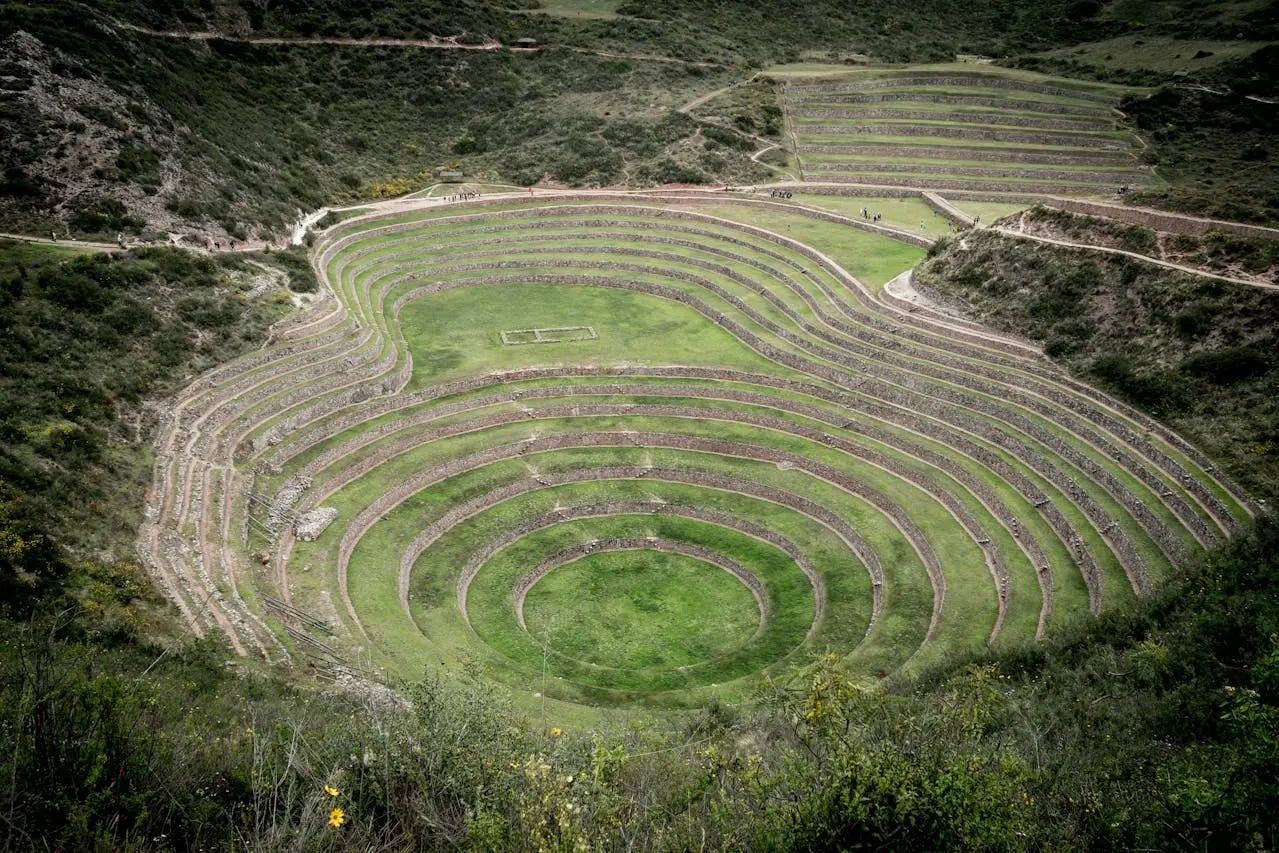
xmin=294 ymin=507 xmax=339 ymax=541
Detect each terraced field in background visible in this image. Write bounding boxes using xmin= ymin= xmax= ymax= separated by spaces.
xmin=141 ymin=192 xmax=1254 ymax=723
xmin=783 ymin=66 xmax=1152 ymax=196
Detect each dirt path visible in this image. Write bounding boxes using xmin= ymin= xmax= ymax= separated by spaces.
xmin=0 ymin=232 xmax=117 ymax=251
xmin=119 ymin=22 xmax=726 ymax=67
xmin=673 ymin=74 xmax=799 ymax=180
xmin=992 ymin=227 xmax=1279 ymax=291
xmin=677 ymin=74 xmax=760 ymax=115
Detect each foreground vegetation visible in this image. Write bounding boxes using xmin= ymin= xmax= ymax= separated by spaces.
xmin=3 ymin=516 xmax=1276 ymax=850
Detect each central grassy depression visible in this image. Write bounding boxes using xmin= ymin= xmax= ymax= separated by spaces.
xmin=521 ymin=549 xmax=762 ymax=670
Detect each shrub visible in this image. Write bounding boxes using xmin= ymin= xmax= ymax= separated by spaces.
xmin=1181 ymin=347 xmax=1271 ymax=384
xmin=115 ymin=145 xmax=161 ymax=181
xmin=1121 ymin=225 xmax=1157 ymax=253
xmin=70 ymin=198 xmax=145 ymax=235
xmin=1090 ymin=352 xmax=1194 ymax=414
xmin=266 ymin=246 xmax=319 ymax=292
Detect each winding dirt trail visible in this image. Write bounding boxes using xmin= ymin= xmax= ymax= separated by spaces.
xmin=991 ymin=226 xmax=1279 ymax=291
xmin=118 ymin=22 xmax=727 ymax=67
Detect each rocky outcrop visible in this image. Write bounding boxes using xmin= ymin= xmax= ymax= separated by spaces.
xmin=294 ymin=507 xmax=339 ymax=541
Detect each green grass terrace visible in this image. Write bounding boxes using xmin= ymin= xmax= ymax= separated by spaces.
xmin=138 ymin=192 xmax=1254 ymax=727
xmin=781 ymin=65 xmax=1151 ymax=196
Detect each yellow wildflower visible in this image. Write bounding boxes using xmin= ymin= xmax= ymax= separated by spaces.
xmin=328 ymin=807 xmax=345 ymax=828
xmin=551 ymin=727 xmax=562 ymax=736
xmin=325 ymin=785 xmax=340 ymax=797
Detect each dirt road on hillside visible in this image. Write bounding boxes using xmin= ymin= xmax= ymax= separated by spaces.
xmin=120 ymin=23 xmax=727 ymax=67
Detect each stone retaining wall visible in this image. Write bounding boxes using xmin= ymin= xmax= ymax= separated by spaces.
xmin=488 ymin=501 xmax=820 ymax=626
xmin=333 ymin=430 xmax=949 ymax=634
xmin=322 ymin=206 xmax=1236 ymax=523
xmin=513 ymin=538 xmax=769 ymax=629
xmin=273 ymin=372 xmax=1050 ymax=586
xmin=317 ymin=203 xmax=1238 ymax=516
xmin=921 ymin=192 xmax=975 ymax=227
xmin=787 ymin=76 xmax=1116 ymax=104
xmin=340 ymin=226 xmax=1217 ymax=537
xmin=1050 ymin=198 xmax=1279 ymax=241
xmin=786 ymin=92 xmax=1111 ymax=116
xmin=799 ymin=124 xmax=1128 ymax=150
xmin=400 ymin=467 xmax=869 ymax=622
xmin=294 ymin=361 xmax=1105 ymax=609
xmin=370 ymin=260 xmax=1151 ymax=590
xmin=805 ymin=162 xmax=1146 ymax=184
xmin=799 ymin=145 xmax=1137 ymax=167
xmin=381 ymin=257 xmax=1217 ymax=549
xmin=792 ymin=109 xmax=1110 ymax=132
xmin=396 ymin=272 xmax=1164 ymax=588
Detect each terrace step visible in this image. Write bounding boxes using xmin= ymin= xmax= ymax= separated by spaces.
xmin=790 ymin=108 xmax=1114 ymax=132
xmin=786 ymin=92 xmax=1113 ymax=117
xmin=797 ymin=144 xmax=1139 ymax=167
xmin=786 ymin=75 xmax=1118 ymax=104
xmin=797 ymin=124 xmax=1131 ymax=149
xmin=803 ymin=161 xmax=1148 ymax=184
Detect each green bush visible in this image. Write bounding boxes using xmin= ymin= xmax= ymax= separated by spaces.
xmin=1181 ymin=346 xmax=1271 ymax=385
xmin=0 ymin=243 xmax=279 ymax=606
xmin=70 ymin=198 xmax=145 ymax=235
xmin=265 ymin=245 xmax=319 ymax=292
xmin=1090 ymin=352 xmax=1193 ymax=414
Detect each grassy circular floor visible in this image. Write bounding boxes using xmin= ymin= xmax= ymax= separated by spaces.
xmin=523 ymin=548 xmax=762 ymax=671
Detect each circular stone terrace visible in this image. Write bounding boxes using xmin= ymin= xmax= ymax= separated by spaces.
xmin=139 ymin=189 xmax=1257 ymax=719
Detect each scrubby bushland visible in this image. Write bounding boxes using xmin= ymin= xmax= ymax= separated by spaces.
xmin=1 ymin=5 xmax=767 ymax=238
xmin=915 ymin=229 xmax=1279 ymax=499
xmin=1117 ymin=45 xmax=1279 ymax=227
xmin=1018 ymin=206 xmax=1279 ymax=277
xmin=0 ymin=242 xmax=284 ymax=619
xmin=3 ymin=517 xmax=1276 ymax=850
xmin=616 ymin=0 xmax=1130 ymax=64
xmin=692 ymin=78 xmax=785 ymax=140
xmin=263 ymin=245 xmax=319 ymax=292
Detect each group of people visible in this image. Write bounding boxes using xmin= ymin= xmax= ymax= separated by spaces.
xmin=769 ymin=190 xmax=794 ymax=199
xmin=860 ymin=207 xmax=885 ymax=224
xmin=446 ymin=192 xmax=481 ymax=202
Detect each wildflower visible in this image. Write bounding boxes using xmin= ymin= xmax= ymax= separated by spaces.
xmin=325 ymin=785 xmax=340 ymax=797
xmin=551 ymin=727 xmax=562 ymax=736
xmin=510 ymin=761 xmax=520 ymax=769
xmin=328 ymin=807 xmax=345 ymax=828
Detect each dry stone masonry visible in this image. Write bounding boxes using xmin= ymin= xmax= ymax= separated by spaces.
xmin=137 ymin=194 xmax=1252 ymax=706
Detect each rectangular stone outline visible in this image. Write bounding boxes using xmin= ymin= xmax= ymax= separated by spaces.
xmin=500 ymin=326 xmax=597 ymax=345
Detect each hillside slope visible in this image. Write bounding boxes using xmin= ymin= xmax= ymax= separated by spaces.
xmin=1 ymin=6 xmax=767 ymax=242
xmin=915 ymin=226 xmax=1279 ymax=498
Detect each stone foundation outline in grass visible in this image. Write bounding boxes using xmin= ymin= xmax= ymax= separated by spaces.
xmin=500 ymin=325 xmax=598 ymax=345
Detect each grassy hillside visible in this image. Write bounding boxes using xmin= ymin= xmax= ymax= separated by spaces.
xmin=0 ymin=240 xmax=297 ymax=621
xmin=915 ymin=227 xmax=1279 ymax=499
xmin=2 ymin=5 xmax=771 ymax=240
